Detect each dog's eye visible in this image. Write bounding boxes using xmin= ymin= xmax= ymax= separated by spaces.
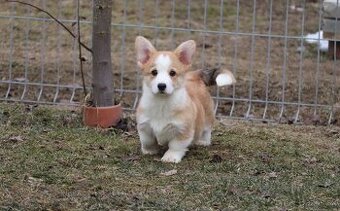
xmin=151 ymin=69 xmax=158 ymax=76
xmin=169 ymin=70 xmax=176 ymax=77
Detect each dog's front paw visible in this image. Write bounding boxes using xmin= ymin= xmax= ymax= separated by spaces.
xmin=141 ymin=147 xmax=159 ymax=155
xmin=161 ymin=150 xmax=185 ymax=163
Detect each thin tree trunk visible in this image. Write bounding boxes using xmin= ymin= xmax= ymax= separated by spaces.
xmin=92 ymin=0 xmax=113 ymax=106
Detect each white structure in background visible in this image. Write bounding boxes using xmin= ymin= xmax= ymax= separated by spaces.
xmin=305 ymin=30 xmax=329 ymax=51
xmin=323 ymin=0 xmax=340 ymax=58
xmin=323 ymin=0 xmax=340 ymax=38
xmin=304 ymin=0 xmax=340 ymax=52
xmin=323 ymin=0 xmax=340 ymax=18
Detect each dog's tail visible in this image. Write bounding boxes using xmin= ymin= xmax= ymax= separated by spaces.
xmin=199 ymin=67 xmax=236 ymax=87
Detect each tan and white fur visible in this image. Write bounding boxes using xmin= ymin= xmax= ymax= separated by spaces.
xmin=135 ymin=36 xmax=235 ymax=163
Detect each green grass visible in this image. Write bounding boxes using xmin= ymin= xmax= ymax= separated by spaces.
xmin=0 ymin=103 xmax=339 ymax=210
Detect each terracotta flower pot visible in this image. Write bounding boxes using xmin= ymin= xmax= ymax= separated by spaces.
xmin=83 ymin=104 xmax=122 ymax=128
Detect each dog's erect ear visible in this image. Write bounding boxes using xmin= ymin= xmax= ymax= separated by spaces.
xmin=135 ymin=36 xmax=156 ymax=68
xmin=174 ymin=40 xmax=196 ymax=65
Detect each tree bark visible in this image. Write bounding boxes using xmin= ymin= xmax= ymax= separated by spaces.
xmin=92 ymin=0 xmax=113 ymax=106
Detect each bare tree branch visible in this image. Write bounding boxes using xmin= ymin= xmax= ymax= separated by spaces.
xmin=6 ymin=0 xmax=92 ymax=54
xmin=77 ymin=0 xmax=87 ymax=96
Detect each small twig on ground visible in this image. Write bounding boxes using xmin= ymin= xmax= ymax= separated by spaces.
xmin=6 ymin=0 xmax=92 ymax=54
xmin=77 ymin=0 xmax=87 ymax=96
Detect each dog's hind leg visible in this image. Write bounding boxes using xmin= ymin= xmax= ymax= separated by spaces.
xmin=195 ymin=127 xmax=212 ymax=146
xmin=138 ymin=123 xmax=160 ymax=155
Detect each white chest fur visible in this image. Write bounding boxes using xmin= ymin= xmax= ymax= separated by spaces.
xmin=137 ymin=84 xmax=188 ymax=145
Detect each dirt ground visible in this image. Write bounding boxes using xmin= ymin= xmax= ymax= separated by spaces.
xmin=0 ymin=103 xmax=339 ymax=210
xmin=0 ymin=0 xmax=339 ymax=125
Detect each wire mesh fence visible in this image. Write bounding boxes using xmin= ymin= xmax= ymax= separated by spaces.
xmin=0 ymin=0 xmax=339 ymax=125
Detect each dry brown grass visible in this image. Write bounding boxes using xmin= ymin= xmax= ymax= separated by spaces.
xmin=0 ymin=102 xmax=339 ymax=210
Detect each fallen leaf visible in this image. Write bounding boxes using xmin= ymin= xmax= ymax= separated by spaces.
xmin=304 ymin=156 xmax=318 ymax=164
xmin=27 ymin=176 xmax=43 ymax=186
xmin=268 ymin=172 xmax=278 ymax=178
xmin=318 ymin=181 xmax=333 ymax=188
xmin=252 ymin=169 xmax=264 ymax=176
xmin=14 ymin=77 xmax=27 ymax=82
xmin=258 ymin=152 xmax=272 ymax=163
xmin=153 ymin=157 xmax=161 ymax=162
xmin=161 ymin=185 xmax=173 ymax=194
xmin=9 ymin=136 xmax=24 ymax=142
xmin=160 ymin=169 xmax=177 ymax=176
xmin=227 ymin=186 xmax=239 ymax=195
xmin=262 ymin=192 xmax=271 ymax=198
xmin=210 ymin=154 xmax=223 ymax=163
xmin=123 ymin=155 xmax=140 ymax=162
xmin=215 ymin=132 xmax=224 ymax=137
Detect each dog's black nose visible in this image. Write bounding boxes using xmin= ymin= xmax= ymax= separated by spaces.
xmin=157 ymin=83 xmax=166 ymax=91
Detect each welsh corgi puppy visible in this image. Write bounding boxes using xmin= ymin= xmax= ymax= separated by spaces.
xmin=135 ymin=36 xmax=235 ymax=163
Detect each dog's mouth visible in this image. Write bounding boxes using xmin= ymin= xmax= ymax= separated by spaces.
xmin=158 ymin=91 xmax=167 ymax=95
xmin=156 ymin=90 xmax=170 ymax=96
